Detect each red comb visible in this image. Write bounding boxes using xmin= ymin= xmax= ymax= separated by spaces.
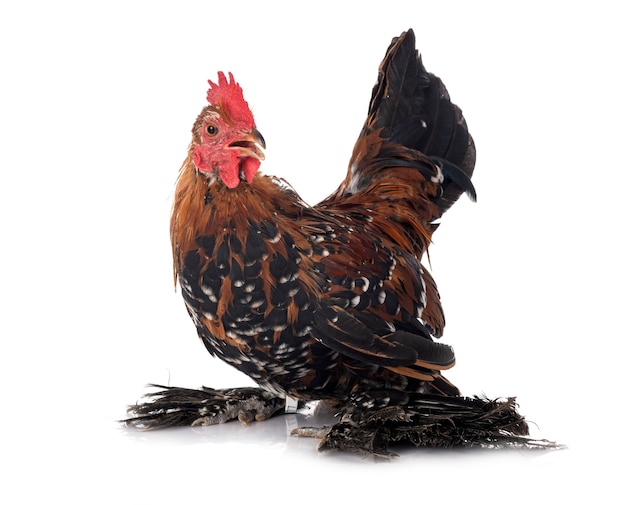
xmin=206 ymin=72 xmax=255 ymax=126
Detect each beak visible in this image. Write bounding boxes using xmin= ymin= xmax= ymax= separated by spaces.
xmin=228 ymin=128 xmax=266 ymax=161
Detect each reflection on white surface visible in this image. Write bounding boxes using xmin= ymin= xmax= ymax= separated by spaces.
xmin=121 ymin=403 xmax=336 ymax=453
xmin=109 ymin=409 xmax=583 ymax=502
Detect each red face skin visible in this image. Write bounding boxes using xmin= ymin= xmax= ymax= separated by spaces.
xmin=191 ymin=72 xmax=265 ymax=189
xmin=192 ymin=112 xmax=265 ymax=189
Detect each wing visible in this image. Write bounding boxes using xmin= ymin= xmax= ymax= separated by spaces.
xmin=297 ymin=209 xmax=457 ymax=394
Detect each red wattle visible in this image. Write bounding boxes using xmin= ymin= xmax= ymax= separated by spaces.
xmin=242 ymin=157 xmax=261 ymax=183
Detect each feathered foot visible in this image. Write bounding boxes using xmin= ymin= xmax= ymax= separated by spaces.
xmin=124 ymin=384 xmax=293 ymax=429
xmin=293 ymin=392 xmax=563 ymax=457
xmin=125 ymin=386 xmax=562 ymax=458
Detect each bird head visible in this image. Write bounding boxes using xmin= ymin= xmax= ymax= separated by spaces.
xmin=191 ymin=72 xmax=265 ymax=189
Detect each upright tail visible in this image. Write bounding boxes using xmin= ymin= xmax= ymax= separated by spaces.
xmin=331 ymin=29 xmax=476 ymax=216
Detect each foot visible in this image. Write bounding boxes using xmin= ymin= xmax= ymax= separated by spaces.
xmin=124 ymin=385 xmax=292 ymax=429
xmin=293 ymin=391 xmax=563 ymax=456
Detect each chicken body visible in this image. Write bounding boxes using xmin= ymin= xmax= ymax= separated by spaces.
xmin=127 ymin=31 xmax=561 ymax=454
xmin=170 ymin=29 xmax=475 ymax=405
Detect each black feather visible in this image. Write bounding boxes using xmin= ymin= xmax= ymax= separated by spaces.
xmin=306 ymin=393 xmax=564 ymax=457
xmin=370 ymin=29 xmax=427 ymax=132
xmin=353 ymin=29 xmax=476 ymax=213
xmin=386 ymin=330 xmax=455 ymax=367
xmin=431 ymin=156 xmax=477 ymax=203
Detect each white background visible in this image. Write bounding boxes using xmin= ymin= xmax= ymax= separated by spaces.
xmin=1 ymin=1 xmax=623 ymax=502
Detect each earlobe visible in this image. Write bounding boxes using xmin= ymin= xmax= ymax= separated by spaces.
xmin=192 ymin=145 xmax=209 ymax=172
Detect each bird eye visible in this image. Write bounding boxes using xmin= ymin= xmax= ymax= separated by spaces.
xmin=206 ymin=124 xmax=218 ymax=136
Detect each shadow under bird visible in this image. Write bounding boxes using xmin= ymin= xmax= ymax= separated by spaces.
xmin=125 ymin=29 xmax=560 ymax=456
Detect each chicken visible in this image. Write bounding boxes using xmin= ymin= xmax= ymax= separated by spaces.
xmin=127 ymin=30 xmax=557 ymax=454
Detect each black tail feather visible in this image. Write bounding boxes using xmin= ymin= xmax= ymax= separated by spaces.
xmin=364 ymin=29 xmax=476 ymax=214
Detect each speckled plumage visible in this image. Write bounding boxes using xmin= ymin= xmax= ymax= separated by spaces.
xmin=173 ymin=171 xmax=462 ymax=403
xmin=126 ymin=30 xmax=558 ymax=454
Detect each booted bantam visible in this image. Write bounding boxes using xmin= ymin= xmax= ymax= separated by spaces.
xmin=126 ymin=30 xmax=559 ymax=456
